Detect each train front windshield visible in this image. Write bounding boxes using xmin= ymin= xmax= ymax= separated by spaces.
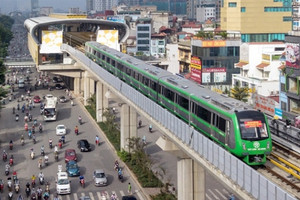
xmin=236 ymin=111 xmax=269 ymax=140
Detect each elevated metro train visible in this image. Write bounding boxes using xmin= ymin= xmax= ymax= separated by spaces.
xmin=85 ymin=41 xmax=272 ymax=165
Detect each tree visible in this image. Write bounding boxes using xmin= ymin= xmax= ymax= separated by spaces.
xmin=230 ymin=84 xmax=250 ymax=102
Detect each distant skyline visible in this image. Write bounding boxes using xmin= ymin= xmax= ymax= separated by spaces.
xmin=0 ymin=0 xmax=86 ymax=14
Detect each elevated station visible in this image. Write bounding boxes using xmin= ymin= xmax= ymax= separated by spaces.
xmin=24 ymin=15 xmax=129 ymax=91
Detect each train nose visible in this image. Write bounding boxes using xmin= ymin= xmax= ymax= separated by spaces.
xmin=254 ymin=156 xmax=262 ymax=163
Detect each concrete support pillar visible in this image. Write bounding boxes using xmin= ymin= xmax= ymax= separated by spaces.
xmin=90 ymin=79 xmax=95 ymax=95
xmin=84 ymin=71 xmax=90 ymax=106
xmin=178 ymin=159 xmax=205 ymax=200
xmin=73 ymin=77 xmax=80 ymax=95
xmin=120 ymin=104 xmax=137 ymax=152
xmin=96 ymin=81 xmax=108 ymax=122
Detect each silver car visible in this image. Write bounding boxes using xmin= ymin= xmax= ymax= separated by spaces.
xmin=93 ymin=169 xmax=107 ymax=186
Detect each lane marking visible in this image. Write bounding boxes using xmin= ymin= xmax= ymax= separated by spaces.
xmin=120 ymin=190 xmax=125 ymax=197
xmin=135 ymin=190 xmax=143 ymax=200
xmin=97 ymin=192 xmax=102 ymax=200
xmin=73 ymin=193 xmax=78 ymax=200
xmin=89 ymin=192 xmax=95 ymax=200
xmin=206 ymin=193 xmax=213 ymax=200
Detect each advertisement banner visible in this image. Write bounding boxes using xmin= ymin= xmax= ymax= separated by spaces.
xmin=40 ymin=30 xmax=63 ymax=54
xmin=214 ymin=72 xmax=226 ymax=83
xmin=191 ymin=67 xmax=202 ymax=84
xmin=96 ymin=30 xmax=119 ymax=51
xmin=254 ymin=94 xmax=278 ymax=116
xmin=286 ymin=43 xmax=300 ymax=68
xmin=202 ymin=40 xmax=226 ymax=47
xmin=202 ymin=68 xmax=226 ymax=73
xmin=202 ymin=73 xmax=210 ymax=83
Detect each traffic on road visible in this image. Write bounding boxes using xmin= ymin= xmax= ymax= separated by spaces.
xmin=0 ymin=67 xmax=142 ymax=200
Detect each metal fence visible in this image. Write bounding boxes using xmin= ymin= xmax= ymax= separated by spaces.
xmin=62 ymin=44 xmax=297 ymax=200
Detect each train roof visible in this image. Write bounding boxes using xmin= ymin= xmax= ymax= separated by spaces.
xmin=86 ymin=41 xmax=254 ymax=114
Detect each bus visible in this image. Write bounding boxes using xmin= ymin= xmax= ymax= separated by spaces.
xmin=43 ymin=95 xmax=58 ymax=121
xmin=18 ymin=78 xmax=25 ymax=88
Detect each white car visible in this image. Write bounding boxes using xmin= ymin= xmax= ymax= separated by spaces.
xmin=56 ymin=125 xmax=66 ymax=136
xmin=56 ymin=166 xmax=71 ymax=194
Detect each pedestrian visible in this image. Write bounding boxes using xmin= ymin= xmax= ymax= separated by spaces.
xmin=128 ymin=182 xmax=132 ymax=194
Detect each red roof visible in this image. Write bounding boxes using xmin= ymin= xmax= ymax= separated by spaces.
xmin=256 ymin=63 xmax=269 ymax=69
xmin=235 ymin=62 xmax=248 ymax=68
xmin=182 ymin=24 xmax=201 ymax=28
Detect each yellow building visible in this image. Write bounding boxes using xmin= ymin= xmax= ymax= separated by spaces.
xmin=178 ymin=41 xmax=191 ymax=73
xmin=49 ymin=13 xmax=87 ymax=19
xmin=221 ymin=0 xmax=292 ymax=42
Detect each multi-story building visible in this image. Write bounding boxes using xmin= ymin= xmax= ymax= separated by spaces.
xmin=151 ymin=33 xmax=167 ymax=58
xmin=94 ymin=0 xmax=118 ymax=12
xmin=31 ymin=0 xmax=39 ymax=16
xmin=136 ymin=18 xmax=152 ymax=55
xmin=39 ymin=7 xmax=53 ymax=16
xmin=191 ymin=36 xmax=241 ymax=85
xmin=86 ymin=0 xmax=94 ymax=13
xmin=233 ymin=42 xmax=285 ymax=104
xmin=150 ymin=11 xmax=172 ymax=33
xmin=178 ymin=41 xmax=191 ymax=73
xmin=196 ymin=2 xmax=216 ymax=23
xmin=221 ymin=0 xmax=292 ymax=42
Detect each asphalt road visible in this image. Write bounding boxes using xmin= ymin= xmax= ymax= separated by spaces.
xmin=0 ymin=68 xmax=143 ymax=200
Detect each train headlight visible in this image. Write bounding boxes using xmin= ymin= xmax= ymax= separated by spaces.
xmin=267 ymin=141 xmax=270 ymax=149
xmin=242 ymin=143 xmax=246 ymax=150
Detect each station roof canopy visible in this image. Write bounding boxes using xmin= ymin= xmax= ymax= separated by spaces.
xmin=24 ymin=16 xmax=129 ymax=44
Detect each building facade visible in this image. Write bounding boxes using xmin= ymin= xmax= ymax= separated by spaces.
xmin=233 ymin=42 xmax=285 ymax=104
xmin=221 ymin=0 xmax=292 ymax=42
xmin=151 ymin=33 xmax=167 ymax=58
xmin=191 ymin=37 xmax=241 ymax=85
xmin=178 ymin=41 xmax=191 ymax=74
xmin=136 ymin=19 xmax=152 ymax=55
xmin=196 ymin=3 xmax=216 ymax=23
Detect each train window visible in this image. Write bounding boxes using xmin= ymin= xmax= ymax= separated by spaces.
xmin=196 ymin=105 xmax=211 ymax=123
xmin=218 ymin=117 xmax=226 ymax=132
xmin=117 ymin=63 xmax=123 ymax=71
xmin=164 ymin=88 xmax=175 ymax=101
xmin=143 ymin=77 xmax=149 ymax=86
xmin=106 ymin=57 xmax=110 ymax=63
xmin=102 ymin=55 xmax=105 ymax=61
xmin=150 ymin=80 xmax=157 ymax=91
xmin=126 ymin=67 xmax=131 ymax=75
xmin=112 ymin=60 xmax=115 ymax=67
xmin=178 ymin=95 xmax=189 ymax=110
xmin=97 ymin=52 xmax=100 ymax=57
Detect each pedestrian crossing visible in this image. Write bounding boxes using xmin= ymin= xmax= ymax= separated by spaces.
xmin=47 ymin=189 xmax=143 ymax=200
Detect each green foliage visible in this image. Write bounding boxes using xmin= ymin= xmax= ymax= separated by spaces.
xmin=0 ymin=15 xmax=14 ymax=59
xmin=230 ymin=84 xmax=250 ymax=102
xmin=85 ymin=105 xmax=96 ymax=120
xmin=195 ymin=31 xmax=214 ymax=39
xmin=87 ymin=94 xmax=96 ymax=111
xmin=151 ymin=191 xmax=176 ymax=200
xmin=0 ymin=60 xmax=6 ymax=84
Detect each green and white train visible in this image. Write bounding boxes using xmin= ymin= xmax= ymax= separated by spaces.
xmin=85 ymin=41 xmax=272 ymax=165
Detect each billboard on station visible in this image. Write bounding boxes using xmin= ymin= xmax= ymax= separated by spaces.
xmin=190 ymin=56 xmax=202 ymax=83
xmin=202 ymin=68 xmax=226 ymax=83
xmin=96 ymin=30 xmax=119 ymax=51
xmin=40 ymin=30 xmax=63 ymax=54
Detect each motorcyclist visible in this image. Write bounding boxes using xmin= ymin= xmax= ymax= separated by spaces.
xmin=37 ymin=187 xmax=42 ymax=197
xmin=149 ymin=124 xmax=153 ymax=132
xmin=79 ymin=175 xmax=84 ymax=186
xmin=3 ymin=150 xmax=7 ymax=161
xmin=40 ymin=144 xmax=44 ymax=153
xmin=111 ymin=193 xmax=117 ymax=200
xmin=32 ymin=134 xmax=36 ymax=144
xmin=114 ymin=160 xmax=119 ymax=171
xmin=9 ymin=140 xmax=13 ymax=150
xmin=49 ymin=139 xmax=53 ymax=149
xmin=13 ymin=107 xmax=15 ymax=114
xmin=38 ymin=157 xmax=43 ymax=169
xmin=30 ymin=148 xmax=35 ymax=159
xmin=5 ymin=163 xmax=10 ymax=175
xmin=31 ymin=174 xmax=36 ymax=186
xmin=61 ymin=135 xmax=65 ymax=144
xmin=39 ymin=123 xmax=42 ymax=132
xmin=95 ymin=135 xmax=99 ymax=145
xmin=12 ymin=170 xmax=17 ymax=181
xmin=75 ymin=125 xmax=79 ymax=134
xmin=78 ymin=116 xmax=82 ymax=125
xmin=39 ymin=172 xmax=44 ymax=182
xmin=9 ymin=155 xmax=14 ymax=165
xmin=118 ymin=168 xmax=122 ymax=176
xmin=44 ymin=155 xmax=49 ymax=165
xmin=54 ymin=145 xmax=58 ymax=153
xmin=28 ymin=129 xmax=32 ymax=138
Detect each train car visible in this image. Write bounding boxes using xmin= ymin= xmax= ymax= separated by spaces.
xmin=85 ymin=41 xmax=272 ymax=165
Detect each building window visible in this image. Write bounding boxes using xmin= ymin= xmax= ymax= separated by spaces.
xmin=137 ymin=26 xmax=150 ymax=31
xmin=158 ymin=48 xmax=164 ymax=53
xmin=137 ymin=46 xmax=149 ymax=51
xmin=137 ymin=40 xmax=149 ymax=44
xmin=290 ymin=99 xmax=300 ymax=114
xmin=138 ymin=33 xmax=149 ymax=38
xmin=158 ymin=41 xmax=164 ymax=45
xmin=283 ymin=16 xmax=292 ymax=21
xmin=281 ymin=101 xmax=287 ymax=111
xmin=228 ymin=2 xmax=237 ymax=7
xmin=241 ymin=7 xmax=246 ymax=12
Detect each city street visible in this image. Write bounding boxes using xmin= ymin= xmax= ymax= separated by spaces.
xmin=0 ymin=68 xmax=143 ymax=200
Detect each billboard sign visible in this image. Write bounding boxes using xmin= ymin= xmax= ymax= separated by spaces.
xmin=40 ymin=30 xmax=63 ymax=54
xmin=202 ymin=40 xmax=226 ymax=47
xmin=254 ymin=94 xmax=278 ymax=116
xmin=286 ymin=42 xmax=300 ymax=68
xmin=202 ymin=68 xmax=226 ymax=83
xmin=96 ymin=30 xmax=119 ymax=51
xmin=190 ymin=56 xmax=202 ymax=83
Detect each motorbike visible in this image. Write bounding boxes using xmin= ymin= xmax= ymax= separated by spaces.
xmin=31 ymin=192 xmax=37 ymax=200
xmin=41 ymin=149 xmax=45 ymax=156
xmin=80 ymin=178 xmax=85 ymax=188
xmin=45 ymin=182 xmax=50 ymax=193
xmin=5 ymin=165 xmax=10 ymax=176
xmin=118 ymin=174 xmax=123 ymax=183
xmin=49 ymin=140 xmax=52 ymax=149
xmin=28 ymin=130 xmax=32 ymax=139
xmin=14 ymin=180 xmax=20 ymax=193
xmin=8 ymin=191 xmax=13 ymax=200
xmin=75 ymin=128 xmax=79 ymax=135
xmin=31 ymin=150 xmax=35 ymax=160
xmin=15 ymin=114 xmax=19 ymax=122
xmin=31 ymin=179 xmax=36 ymax=188
xmin=39 ymin=176 xmax=44 ymax=185
xmin=7 ymin=177 xmax=12 ymax=191
xmin=3 ymin=153 xmax=7 ymax=161
xmin=25 ymin=186 xmax=31 ymax=198
xmin=34 ymin=119 xmax=37 ymax=126
xmin=138 ymin=120 xmax=142 ymax=128
xmin=55 ymin=152 xmax=58 ymax=162
xmin=25 ymin=124 xmax=28 ymax=131
xmin=33 ymin=136 xmax=36 ymax=144
xmin=44 ymin=156 xmax=48 ymax=166
xmin=9 ymin=143 xmax=13 ymax=150
xmin=0 ymin=179 xmax=4 ymax=193
xmin=149 ymin=125 xmax=153 ymax=133
xmin=43 ymin=192 xmax=50 ymax=200
xmin=37 ymin=191 xmax=42 ymax=200
xmin=79 ymin=117 xmax=82 ymax=125
xmin=58 ymin=140 xmax=62 ymax=149
xmin=9 ymin=156 xmax=13 ymax=166
xmin=39 ymin=126 xmax=42 ymax=133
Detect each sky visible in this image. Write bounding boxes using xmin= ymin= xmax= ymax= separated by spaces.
xmin=0 ymin=0 xmax=86 ymax=14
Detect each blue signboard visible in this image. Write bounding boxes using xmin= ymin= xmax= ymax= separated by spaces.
xmin=275 ymin=108 xmax=282 ymax=119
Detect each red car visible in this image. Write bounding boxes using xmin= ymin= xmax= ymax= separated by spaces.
xmin=65 ymin=149 xmax=77 ymax=163
xmin=33 ymin=95 xmax=41 ymax=103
